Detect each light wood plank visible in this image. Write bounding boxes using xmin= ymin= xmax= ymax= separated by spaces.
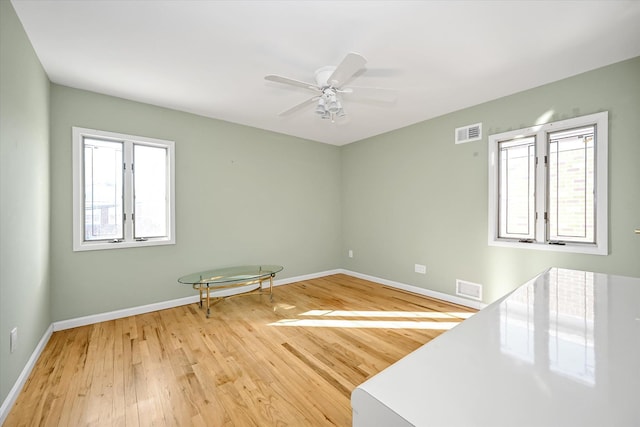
xmin=4 ymin=274 xmax=475 ymax=426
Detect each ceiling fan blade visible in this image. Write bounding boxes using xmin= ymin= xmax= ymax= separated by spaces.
xmin=341 ymin=86 xmax=398 ymax=103
xmin=327 ymin=52 xmax=367 ymax=87
xmin=278 ymin=96 xmax=320 ymax=116
xmin=265 ymin=75 xmax=321 ymax=92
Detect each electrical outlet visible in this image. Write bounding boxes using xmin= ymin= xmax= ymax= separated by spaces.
xmin=348 ymin=249 xmax=353 ymax=258
xmin=10 ymin=327 xmax=17 ymax=353
xmin=414 ymin=264 xmax=426 ymax=274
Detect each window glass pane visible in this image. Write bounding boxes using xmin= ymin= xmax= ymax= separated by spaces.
xmin=548 ymin=126 xmax=595 ymax=243
xmin=83 ymin=138 xmax=123 ymax=241
xmin=134 ymin=144 xmax=168 ymax=238
xmin=498 ymin=137 xmax=536 ymax=239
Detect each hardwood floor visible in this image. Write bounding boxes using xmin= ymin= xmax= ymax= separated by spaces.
xmin=4 ymin=274 xmax=475 ymax=426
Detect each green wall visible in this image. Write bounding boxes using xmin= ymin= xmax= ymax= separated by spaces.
xmin=0 ymin=0 xmax=51 ymax=407
xmin=49 ymin=85 xmax=342 ymax=321
xmin=341 ymin=56 xmax=640 ymax=303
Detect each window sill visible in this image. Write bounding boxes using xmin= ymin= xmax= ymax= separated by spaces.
xmin=488 ymin=239 xmax=607 ymax=256
xmin=73 ymin=237 xmax=175 ymax=252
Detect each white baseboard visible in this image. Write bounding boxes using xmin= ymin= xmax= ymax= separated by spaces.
xmin=52 ymin=269 xmax=343 ymax=332
xmin=273 ymin=269 xmax=343 ymax=286
xmin=340 ymin=269 xmax=487 ymax=310
xmin=53 ymin=294 xmax=201 ymax=331
xmin=0 ymin=323 xmax=53 ymax=426
xmin=1 ymin=267 xmax=481 ymax=422
xmin=52 ymin=268 xmax=482 ymax=332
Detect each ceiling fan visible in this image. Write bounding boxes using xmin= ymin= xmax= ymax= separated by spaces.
xmin=265 ymin=52 xmax=395 ymax=122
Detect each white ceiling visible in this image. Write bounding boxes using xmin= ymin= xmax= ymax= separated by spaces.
xmin=11 ymin=0 xmax=640 ymax=146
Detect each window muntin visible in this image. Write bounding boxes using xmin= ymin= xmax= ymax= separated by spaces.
xmin=498 ymin=137 xmax=536 ymax=240
xmin=73 ymin=127 xmax=175 ymax=251
xmin=488 ymin=112 xmax=607 ymax=255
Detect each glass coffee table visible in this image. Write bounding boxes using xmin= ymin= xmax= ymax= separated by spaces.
xmin=178 ymin=265 xmax=283 ymax=317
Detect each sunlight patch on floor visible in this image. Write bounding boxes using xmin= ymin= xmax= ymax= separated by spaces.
xmin=268 ymin=318 xmax=462 ymax=329
xmin=300 ymin=310 xmax=474 ymax=319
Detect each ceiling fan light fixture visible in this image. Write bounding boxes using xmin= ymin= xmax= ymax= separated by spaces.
xmin=315 ymin=90 xmax=345 ymax=120
xmin=315 ymin=97 xmax=326 ymax=115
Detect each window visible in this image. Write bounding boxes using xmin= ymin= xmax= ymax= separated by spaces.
xmin=72 ymin=127 xmax=175 ymax=251
xmin=488 ymin=112 xmax=607 ymax=255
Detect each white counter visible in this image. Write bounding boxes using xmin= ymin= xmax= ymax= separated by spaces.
xmin=352 ymin=268 xmax=640 ymax=426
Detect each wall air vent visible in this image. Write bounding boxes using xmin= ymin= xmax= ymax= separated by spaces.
xmin=456 ymin=279 xmax=483 ymax=301
xmin=455 ymin=123 xmax=482 ymax=144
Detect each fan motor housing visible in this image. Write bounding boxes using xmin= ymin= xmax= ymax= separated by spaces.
xmin=315 ymin=66 xmax=337 ymax=87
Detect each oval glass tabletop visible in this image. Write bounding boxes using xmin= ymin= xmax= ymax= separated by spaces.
xmin=178 ymin=265 xmax=283 ymax=287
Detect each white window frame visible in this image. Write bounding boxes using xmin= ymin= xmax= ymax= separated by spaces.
xmin=72 ymin=127 xmax=175 ymax=251
xmin=488 ymin=112 xmax=608 ymax=255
